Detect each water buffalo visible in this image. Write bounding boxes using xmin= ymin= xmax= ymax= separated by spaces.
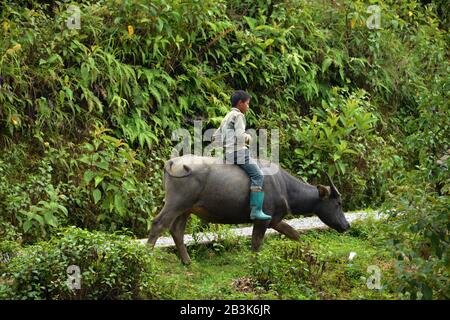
xmin=147 ymin=155 xmax=350 ymax=264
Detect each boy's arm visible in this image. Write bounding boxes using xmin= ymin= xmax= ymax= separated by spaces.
xmin=234 ymin=114 xmax=252 ymax=144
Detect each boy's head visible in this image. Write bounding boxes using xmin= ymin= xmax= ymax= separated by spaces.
xmin=231 ymin=90 xmax=251 ymax=113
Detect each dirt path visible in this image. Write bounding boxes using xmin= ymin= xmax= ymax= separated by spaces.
xmin=137 ymin=211 xmax=381 ymax=247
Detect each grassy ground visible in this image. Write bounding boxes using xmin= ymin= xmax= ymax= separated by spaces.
xmin=151 ymin=219 xmax=398 ymax=300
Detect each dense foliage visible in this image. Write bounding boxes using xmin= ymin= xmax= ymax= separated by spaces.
xmin=0 ymin=0 xmax=448 ymax=299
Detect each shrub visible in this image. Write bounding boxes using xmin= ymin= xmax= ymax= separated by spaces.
xmin=0 ymin=127 xmax=166 ymax=242
xmin=0 ymin=220 xmax=22 ymax=243
xmin=0 ymin=240 xmax=21 ymax=275
xmin=61 ymin=126 xmax=162 ymax=236
xmin=250 ymin=233 xmax=397 ymax=299
xmin=0 ymin=145 xmax=69 ymax=242
xmin=288 ymin=88 xmax=401 ymax=209
xmin=250 ymin=239 xmax=326 ymax=298
xmin=0 ymin=227 xmax=171 ymax=300
xmin=382 ymin=163 xmax=450 ymax=300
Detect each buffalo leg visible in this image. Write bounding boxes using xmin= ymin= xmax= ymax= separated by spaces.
xmin=147 ymin=204 xmax=184 ymax=247
xmin=271 ymin=221 xmax=300 ymax=242
xmin=251 ymin=222 xmax=268 ymax=251
xmin=169 ymin=213 xmax=191 ymax=265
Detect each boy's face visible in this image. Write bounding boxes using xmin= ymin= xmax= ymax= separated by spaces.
xmin=237 ymin=99 xmax=250 ymax=113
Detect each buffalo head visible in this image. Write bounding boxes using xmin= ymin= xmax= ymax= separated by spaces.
xmin=314 ymin=173 xmax=350 ymax=233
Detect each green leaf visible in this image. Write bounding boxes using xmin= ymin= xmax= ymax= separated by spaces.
xmin=336 ymin=161 xmax=346 ymax=175
xmin=23 ymin=220 xmax=33 ymax=233
xmin=123 ymin=181 xmax=134 ymax=192
xmin=95 ymin=162 xmax=109 ymax=170
xmin=83 ymin=170 xmax=96 ymax=184
xmin=33 ymin=214 xmax=44 ymax=225
xmin=47 ymin=54 xmax=61 ymax=64
xmin=93 ymin=189 xmax=102 ymax=204
xmin=339 ymin=67 xmax=345 ymax=80
xmin=94 ymin=175 xmax=104 ymax=188
xmin=343 ymin=148 xmax=358 ymax=155
xmin=149 ymin=86 xmax=162 ymax=105
xmin=44 ymin=212 xmax=58 ymax=227
xmin=244 ymin=16 xmax=258 ymax=30
xmin=114 ymin=195 xmax=125 ymax=215
xmin=134 ymin=159 xmax=145 ymax=168
xmin=57 ymin=205 xmax=68 ymax=216
xmin=262 ymin=38 xmax=274 ymax=49
xmin=156 ymin=18 xmax=164 ymax=32
xmin=322 ymin=58 xmax=333 ymax=73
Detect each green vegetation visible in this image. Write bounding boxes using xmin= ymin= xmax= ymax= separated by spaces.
xmin=149 ymin=220 xmax=397 ymax=299
xmin=0 ymin=0 xmax=448 ymax=299
xmin=0 ymin=220 xmax=396 ymax=300
xmin=0 ymin=227 xmax=172 ymax=299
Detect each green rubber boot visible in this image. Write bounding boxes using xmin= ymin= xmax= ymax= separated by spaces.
xmin=250 ymin=191 xmax=272 ymax=221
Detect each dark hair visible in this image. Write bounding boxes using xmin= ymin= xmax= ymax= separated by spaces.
xmin=231 ymin=90 xmax=251 ymax=107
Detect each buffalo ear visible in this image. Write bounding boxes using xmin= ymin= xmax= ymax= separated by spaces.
xmin=324 ymin=172 xmax=341 ymax=198
xmin=317 ymin=185 xmax=330 ymax=199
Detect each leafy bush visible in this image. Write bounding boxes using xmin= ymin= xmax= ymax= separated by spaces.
xmin=0 ymin=144 xmax=69 ymax=242
xmin=62 ymin=126 xmax=161 ymax=235
xmin=0 ymin=227 xmax=171 ymax=299
xmin=287 ymin=88 xmax=401 ymax=208
xmin=250 ymin=232 xmax=398 ymax=299
xmin=382 ymin=163 xmax=449 ymax=300
xmin=0 ymin=240 xmax=21 ymax=274
xmin=0 ymin=126 xmax=166 ymax=241
xmin=250 ymin=239 xmax=327 ymax=298
xmin=0 ymin=221 xmax=21 ymax=243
